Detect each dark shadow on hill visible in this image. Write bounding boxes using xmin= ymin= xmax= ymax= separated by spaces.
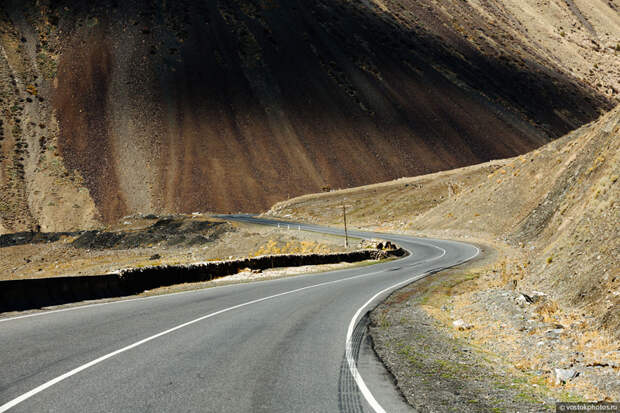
xmin=0 ymin=217 xmax=231 ymax=249
xmin=2 ymin=0 xmax=613 ymax=220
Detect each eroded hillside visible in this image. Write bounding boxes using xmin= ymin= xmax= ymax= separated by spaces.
xmin=268 ymin=105 xmax=620 ymax=336
xmin=1 ymin=0 xmax=618 ymax=232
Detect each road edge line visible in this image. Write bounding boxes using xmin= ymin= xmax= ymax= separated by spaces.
xmin=346 ymin=243 xmax=479 ymax=412
xmin=0 ymin=268 xmax=388 ymax=412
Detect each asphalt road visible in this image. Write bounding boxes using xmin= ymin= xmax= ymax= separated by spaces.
xmin=0 ymin=215 xmax=479 ymax=412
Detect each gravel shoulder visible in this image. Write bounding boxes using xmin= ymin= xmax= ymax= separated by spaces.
xmin=368 ymin=243 xmax=618 ymax=412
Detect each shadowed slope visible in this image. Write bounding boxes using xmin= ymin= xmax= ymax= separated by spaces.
xmin=268 ymin=106 xmax=620 ymax=336
xmin=0 ymin=0 xmax=616 ymax=229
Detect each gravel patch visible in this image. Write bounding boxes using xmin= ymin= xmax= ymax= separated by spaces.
xmin=367 ymin=268 xmax=602 ymax=412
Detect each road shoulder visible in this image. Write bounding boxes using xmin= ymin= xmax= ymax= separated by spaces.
xmin=368 ymin=244 xmax=595 ymax=412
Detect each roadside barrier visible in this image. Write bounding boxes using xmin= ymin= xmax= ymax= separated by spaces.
xmin=0 ymin=249 xmax=405 ymax=313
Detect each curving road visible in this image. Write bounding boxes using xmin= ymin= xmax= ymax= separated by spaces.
xmin=0 ymin=216 xmax=479 ymax=413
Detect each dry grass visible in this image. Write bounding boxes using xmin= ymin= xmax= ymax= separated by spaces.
xmin=251 ymin=239 xmax=333 ymax=256
xmin=431 ymin=263 xmax=619 ymax=401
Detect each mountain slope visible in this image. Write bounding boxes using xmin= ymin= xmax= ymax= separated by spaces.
xmin=268 ymin=105 xmax=620 ymax=336
xmin=0 ymin=0 xmax=617 ymax=232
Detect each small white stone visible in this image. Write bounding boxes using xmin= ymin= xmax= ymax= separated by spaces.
xmin=555 ymin=368 xmax=577 ymax=385
xmin=452 ymin=319 xmax=473 ymax=330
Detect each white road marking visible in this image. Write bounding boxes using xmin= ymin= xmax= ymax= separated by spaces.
xmin=345 ymin=242 xmax=479 ymax=413
xmin=345 ymin=272 xmax=429 ymax=413
xmin=0 ymin=268 xmax=387 ymax=412
xmin=1 ymin=215 xmax=481 ymax=412
xmin=0 ymin=289 xmax=202 ymax=324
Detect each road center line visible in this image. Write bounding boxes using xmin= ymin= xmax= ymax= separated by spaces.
xmin=1 ymin=216 xmax=480 ymax=412
xmin=0 ymin=267 xmax=388 ymax=412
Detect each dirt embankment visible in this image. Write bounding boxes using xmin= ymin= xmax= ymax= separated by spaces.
xmin=0 ymin=214 xmax=352 ymax=281
xmin=268 ymin=106 xmax=619 ymax=403
xmin=0 ymin=213 xmax=401 ymax=313
xmin=1 ymin=0 xmax=617 ymax=232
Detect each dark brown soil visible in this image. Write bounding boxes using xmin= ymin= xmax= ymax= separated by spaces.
xmin=70 ymin=217 xmax=231 ymax=249
xmin=0 ymin=217 xmax=230 ymax=250
xmin=1 ymin=0 xmax=615 ymax=231
xmin=0 ymin=231 xmax=74 ymax=248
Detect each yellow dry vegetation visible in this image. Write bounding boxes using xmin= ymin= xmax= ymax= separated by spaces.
xmin=251 ymin=239 xmax=332 ymax=256
xmin=26 ymin=84 xmax=37 ymax=95
xmin=427 ymin=260 xmax=619 ymax=401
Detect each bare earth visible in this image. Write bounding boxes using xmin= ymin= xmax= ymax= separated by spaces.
xmin=0 ymin=215 xmax=350 ymax=280
xmin=1 ymin=0 xmax=618 ymax=232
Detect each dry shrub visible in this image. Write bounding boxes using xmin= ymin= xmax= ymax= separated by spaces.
xmin=535 ymin=299 xmax=559 ymax=323
xmin=251 ymin=239 xmax=330 ymax=256
xmin=490 ymin=257 xmax=526 ymax=287
xmin=514 ymin=357 xmax=540 ymax=372
xmin=575 ymin=330 xmax=617 ymax=356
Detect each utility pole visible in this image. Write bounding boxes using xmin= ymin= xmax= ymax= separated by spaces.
xmin=342 ymin=202 xmax=349 ymax=249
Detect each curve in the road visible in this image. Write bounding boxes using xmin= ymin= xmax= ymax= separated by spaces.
xmin=219 ymin=216 xmax=479 ymax=413
xmin=0 ymin=216 xmax=479 ymax=413
xmin=0 ymin=268 xmax=387 ymax=413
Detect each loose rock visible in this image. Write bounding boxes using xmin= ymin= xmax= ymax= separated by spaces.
xmin=554 ymin=368 xmax=578 ymax=385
